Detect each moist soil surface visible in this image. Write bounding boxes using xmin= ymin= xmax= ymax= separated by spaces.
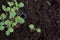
xmin=0 ymin=0 xmax=60 ymax=40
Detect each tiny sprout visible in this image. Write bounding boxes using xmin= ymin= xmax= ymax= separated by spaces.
xmin=36 ymin=28 xmax=41 ymax=33
xmin=28 ymin=24 xmax=35 ymax=30
xmin=19 ymin=2 xmax=24 ymax=7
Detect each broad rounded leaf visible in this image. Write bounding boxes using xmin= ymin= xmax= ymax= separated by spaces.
xmin=12 ymin=22 xmax=17 ymax=27
xmin=7 ymin=2 xmax=14 ymax=7
xmin=6 ymin=7 xmax=10 ymax=11
xmin=28 ymin=24 xmax=35 ymax=30
xmin=36 ymin=28 xmax=41 ymax=33
xmin=9 ymin=11 xmax=16 ymax=19
xmin=15 ymin=16 xmax=25 ymax=24
xmin=1 ymin=13 xmax=6 ymax=19
xmin=0 ymin=22 xmax=4 ymax=25
xmin=2 ymin=5 xmax=7 ymax=11
xmin=13 ymin=6 xmax=17 ymax=11
xmin=19 ymin=2 xmax=24 ymax=7
xmin=9 ymin=8 xmax=16 ymax=19
xmin=5 ymin=30 xmax=10 ymax=36
xmin=8 ymin=27 xmax=14 ymax=33
xmin=4 ymin=20 xmax=12 ymax=26
xmin=0 ymin=26 xmax=5 ymax=31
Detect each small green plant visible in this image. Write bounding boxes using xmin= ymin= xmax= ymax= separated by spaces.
xmin=0 ymin=0 xmax=41 ymax=36
xmin=28 ymin=24 xmax=35 ymax=30
xmin=0 ymin=0 xmax=25 ymax=36
xmin=28 ymin=24 xmax=41 ymax=33
xmin=36 ymin=28 xmax=41 ymax=32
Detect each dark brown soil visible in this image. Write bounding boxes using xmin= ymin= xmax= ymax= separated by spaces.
xmin=0 ymin=0 xmax=60 ymax=40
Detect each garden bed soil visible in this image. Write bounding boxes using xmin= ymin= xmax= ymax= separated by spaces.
xmin=0 ymin=0 xmax=60 ymax=40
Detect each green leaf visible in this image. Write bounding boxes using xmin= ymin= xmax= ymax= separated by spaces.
xmin=8 ymin=27 xmax=14 ymax=33
xmin=9 ymin=8 xmax=16 ymax=19
xmin=15 ymin=1 xmax=18 ymax=6
xmin=4 ymin=20 xmax=12 ymax=26
xmin=0 ymin=22 xmax=5 ymax=31
xmin=2 ymin=5 xmax=7 ymax=11
xmin=14 ymin=0 xmax=19 ymax=10
xmin=10 ymin=8 xmax=15 ymax=12
xmin=13 ymin=6 xmax=18 ymax=11
xmin=36 ymin=28 xmax=41 ymax=33
xmin=0 ymin=26 xmax=5 ymax=31
xmin=5 ymin=30 xmax=10 ymax=36
xmin=7 ymin=2 xmax=14 ymax=7
xmin=1 ymin=13 xmax=6 ymax=19
xmin=15 ymin=6 xmax=19 ymax=10
xmin=13 ymin=6 xmax=17 ymax=11
xmin=0 ymin=22 xmax=4 ymax=25
xmin=15 ymin=16 xmax=25 ymax=24
xmin=6 ymin=7 xmax=10 ymax=11
xmin=19 ymin=2 xmax=24 ymax=7
xmin=28 ymin=24 xmax=35 ymax=30
xmin=9 ymin=11 xmax=16 ymax=19
xmin=12 ymin=22 xmax=17 ymax=27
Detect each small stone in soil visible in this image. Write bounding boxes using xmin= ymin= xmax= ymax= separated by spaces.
xmin=20 ymin=11 xmax=27 ymax=18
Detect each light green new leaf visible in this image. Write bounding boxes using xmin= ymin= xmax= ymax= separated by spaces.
xmin=9 ymin=8 xmax=16 ymax=19
xmin=19 ymin=2 xmax=24 ymax=7
xmin=1 ymin=13 xmax=6 ymax=19
xmin=9 ymin=11 xmax=16 ymax=19
xmin=2 ymin=5 xmax=7 ymax=11
xmin=0 ymin=22 xmax=5 ymax=31
xmin=36 ymin=28 xmax=41 ymax=33
xmin=5 ymin=30 xmax=10 ymax=36
xmin=15 ymin=16 xmax=25 ymax=24
xmin=15 ymin=0 xmax=18 ymax=7
xmin=12 ymin=22 xmax=17 ymax=27
xmin=4 ymin=20 xmax=12 ymax=27
xmin=8 ymin=27 xmax=14 ymax=33
xmin=28 ymin=24 xmax=35 ymax=30
xmin=0 ymin=22 xmax=4 ymax=25
xmin=6 ymin=7 xmax=10 ymax=11
xmin=10 ymin=8 xmax=15 ymax=12
xmin=0 ymin=26 xmax=5 ymax=31
xmin=7 ymin=2 xmax=14 ymax=7
xmin=13 ymin=6 xmax=17 ymax=11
